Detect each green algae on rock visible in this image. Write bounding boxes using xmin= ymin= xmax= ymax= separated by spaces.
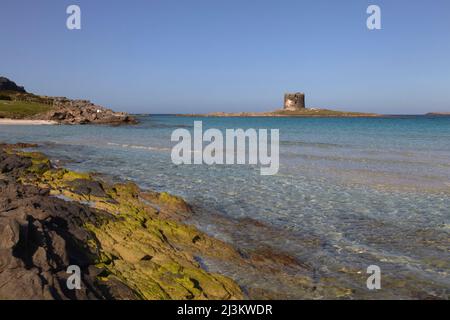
xmin=3 ymin=144 xmax=361 ymax=300
xmin=4 ymin=146 xmax=243 ymax=300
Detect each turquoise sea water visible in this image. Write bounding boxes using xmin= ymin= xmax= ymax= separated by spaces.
xmin=1 ymin=115 xmax=449 ymax=298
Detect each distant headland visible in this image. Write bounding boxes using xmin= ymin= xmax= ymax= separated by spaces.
xmin=0 ymin=77 xmax=136 ymax=125
xmin=426 ymin=112 xmax=450 ymax=116
xmin=177 ymin=92 xmax=380 ymax=118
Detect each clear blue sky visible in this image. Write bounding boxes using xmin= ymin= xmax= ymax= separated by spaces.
xmin=1 ymin=0 xmax=449 ymax=114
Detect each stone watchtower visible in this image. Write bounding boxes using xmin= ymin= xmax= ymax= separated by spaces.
xmin=284 ymin=92 xmax=305 ymax=111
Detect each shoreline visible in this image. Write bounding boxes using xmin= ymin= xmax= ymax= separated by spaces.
xmin=2 ymin=138 xmax=447 ymax=299
xmin=0 ymin=142 xmax=359 ymax=300
xmin=0 ymin=142 xmax=243 ymax=299
xmin=0 ymin=119 xmax=58 ymax=125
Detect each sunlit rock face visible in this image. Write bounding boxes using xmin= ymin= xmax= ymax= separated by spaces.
xmin=284 ymin=93 xmax=305 ymax=111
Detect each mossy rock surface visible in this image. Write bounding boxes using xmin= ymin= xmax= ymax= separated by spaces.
xmin=17 ymin=150 xmax=243 ymax=300
xmin=10 ymin=147 xmax=362 ymax=300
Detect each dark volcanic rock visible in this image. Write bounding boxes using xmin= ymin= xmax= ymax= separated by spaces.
xmin=0 ymin=144 xmax=244 ymax=300
xmin=0 ymin=151 xmax=32 ymax=174
xmin=0 ymin=77 xmax=26 ymax=93
xmin=67 ymin=179 xmax=108 ymax=198
xmin=0 ymin=149 xmax=137 ymax=300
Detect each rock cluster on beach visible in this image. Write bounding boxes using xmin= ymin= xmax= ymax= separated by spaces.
xmin=38 ymin=97 xmax=136 ymax=125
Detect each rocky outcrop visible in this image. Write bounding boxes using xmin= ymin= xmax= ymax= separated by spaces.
xmin=0 ymin=76 xmax=136 ymax=125
xmin=0 ymin=143 xmax=365 ymax=300
xmin=0 ymin=77 xmax=26 ymax=93
xmin=0 ymin=143 xmax=242 ymax=300
xmin=0 ymin=147 xmax=137 ymax=299
xmin=37 ymin=98 xmax=137 ymax=125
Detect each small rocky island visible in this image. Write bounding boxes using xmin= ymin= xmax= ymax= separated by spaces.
xmin=0 ymin=77 xmax=136 ymax=125
xmin=426 ymin=112 xmax=450 ymax=116
xmin=178 ymin=92 xmax=380 ymax=118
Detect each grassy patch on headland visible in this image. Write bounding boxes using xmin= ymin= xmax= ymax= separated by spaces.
xmin=0 ymin=90 xmax=53 ymax=119
xmin=0 ymin=99 xmax=52 ymax=118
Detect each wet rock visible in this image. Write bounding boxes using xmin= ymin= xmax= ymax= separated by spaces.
xmin=141 ymin=191 xmax=192 ymax=217
xmin=67 ymin=179 xmax=107 ymax=198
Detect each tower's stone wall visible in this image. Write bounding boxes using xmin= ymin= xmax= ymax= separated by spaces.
xmin=284 ymin=93 xmax=305 ymax=111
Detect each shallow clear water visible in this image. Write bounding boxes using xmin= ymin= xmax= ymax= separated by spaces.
xmin=1 ymin=115 xmax=449 ymax=298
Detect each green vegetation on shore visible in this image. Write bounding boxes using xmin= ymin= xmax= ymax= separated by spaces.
xmin=0 ymin=82 xmax=135 ymax=124
xmin=0 ymin=99 xmax=53 ymax=118
xmin=0 ymin=90 xmax=53 ymax=119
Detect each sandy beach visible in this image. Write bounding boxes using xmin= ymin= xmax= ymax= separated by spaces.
xmin=0 ymin=119 xmax=58 ymax=125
